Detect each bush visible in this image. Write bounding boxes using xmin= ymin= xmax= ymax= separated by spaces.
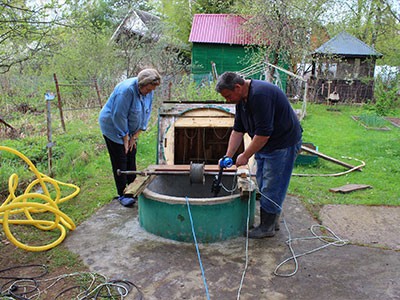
xmin=171 ymin=75 xmax=221 ymax=101
xmin=373 ymin=71 xmax=399 ymax=116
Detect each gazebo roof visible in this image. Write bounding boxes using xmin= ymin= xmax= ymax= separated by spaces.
xmin=313 ymin=31 xmax=382 ymax=57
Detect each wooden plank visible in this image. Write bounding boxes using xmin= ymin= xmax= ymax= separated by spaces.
xmin=175 ymin=117 xmax=234 ymax=127
xmin=329 ymin=184 xmax=372 ymax=193
xmin=181 ymin=109 xmax=233 ymax=117
xmin=164 ymin=120 xmax=175 ymax=164
xmin=385 ymin=117 xmax=400 ymax=128
xmin=158 ymin=102 xmax=236 ymax=116
xmin=300 ymin=145 xmax=360 ymax=170
xmin=124 ymin=175 xmax=156 ymax=197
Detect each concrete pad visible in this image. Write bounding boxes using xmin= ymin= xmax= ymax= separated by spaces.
xmin=320 ymin=205 xmax=400 ymax=250
xmin=65 ymin=196 xmax=400 ymax=300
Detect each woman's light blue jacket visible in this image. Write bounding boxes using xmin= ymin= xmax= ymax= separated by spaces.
xmin=99 ymin=77 xmax=153 ymax=144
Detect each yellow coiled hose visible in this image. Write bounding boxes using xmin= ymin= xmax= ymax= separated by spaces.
xmin=0 ymin=146 xmax=80 ymax=251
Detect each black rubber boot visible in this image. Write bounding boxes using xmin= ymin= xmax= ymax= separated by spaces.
xmin=275 ymin=213 xmax=281 ymax=231
xmin=248 ymin=209 xmax=278 ymax=239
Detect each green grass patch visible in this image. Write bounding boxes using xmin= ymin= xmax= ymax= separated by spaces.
xmin=289 ymin=104 xmax=400 ymax=207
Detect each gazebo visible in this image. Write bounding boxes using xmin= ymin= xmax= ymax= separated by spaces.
xmin=308 ymin=31 xmax=383 ymax=103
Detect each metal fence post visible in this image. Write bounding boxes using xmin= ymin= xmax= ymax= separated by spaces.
xmin=45 ymin=91 xmax=55 ymax=175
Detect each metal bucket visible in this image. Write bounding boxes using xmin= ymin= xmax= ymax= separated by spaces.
xmin=139 ymin=174 xmax=256 ymax=243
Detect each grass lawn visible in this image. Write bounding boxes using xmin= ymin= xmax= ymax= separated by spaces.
xmin=289 ymin=103 xmax=400 ymax=213
xmin=1 ymin=103 xmax=399 ymax=214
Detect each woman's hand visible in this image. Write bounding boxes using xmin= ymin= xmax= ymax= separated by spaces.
xmin=128 ymin=137 xmax=137 ymax=151
xmin=128 ymin=131 xmax=141 ymax=152
xmin=123 ymin=134 xmax=130 ymax=154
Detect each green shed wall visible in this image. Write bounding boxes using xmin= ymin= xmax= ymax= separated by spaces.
xmin=191 ymin=43 xmax=262 ymax=83
xmin=191 ymin=43 xmax=288 ymax=92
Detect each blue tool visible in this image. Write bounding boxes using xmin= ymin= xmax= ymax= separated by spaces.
xmin=211 ymin=156 xmax=233 ymax=196
xmin=219 ymin=156 xmax=233 ymax=168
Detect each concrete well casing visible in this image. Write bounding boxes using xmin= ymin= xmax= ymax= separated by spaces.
xmin=139 ymin=174 xmax=256 ymax=243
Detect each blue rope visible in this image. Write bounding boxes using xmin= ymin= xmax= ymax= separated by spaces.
xmin=185 ymin=196 xmax=211 ymax=300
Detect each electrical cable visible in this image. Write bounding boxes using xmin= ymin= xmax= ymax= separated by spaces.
xmin=185 ymin=196 xmax=211 ymax=300
xmin=0 ymin=146 xmax=80 ymax=251
xmin=220 ymin=173 xmax=238 ymax=194
xmin=236 ymin=171 xmax=253 ymax=300
xmin=292 ymin=156 xmax=365 ymax=177
xmin=274 ymin=221 xmax=349 ymax=277
xmin=0 ymin=267 xmax=142 ymax=300
xmin=224 ymin=164 xmax=349 ymax=279
xmin=180 ymin=164 xmax=349 ymax=300
xmin=188 ymin=168 xmax=254 ymax=300
xmin=255 ymin=187 xmax=349 ymax=277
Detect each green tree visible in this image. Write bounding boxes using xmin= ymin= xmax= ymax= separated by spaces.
xmin=155 ymin=0 xmax=193 ymax=50
xmin=113 ymin=20 xmax=189 ymax=78
xmin=155 ymin=0 xmax=244 ymax=51
xmin=235 ymin=0 xmax=331 ymax=75
xmin=192 ymin=0 xmax=236 ymax=14
xmin=324 ymin=0 xmax=400 ymax=65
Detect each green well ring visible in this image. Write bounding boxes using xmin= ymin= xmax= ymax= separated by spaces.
xmin=138 ymin=175 xmax=256 ymax=243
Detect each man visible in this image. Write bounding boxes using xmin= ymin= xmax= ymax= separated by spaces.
xmin=99 ymin=68 xmax=161 ymax=207
xmin=215 ymin=72 xmax=302 ymax=238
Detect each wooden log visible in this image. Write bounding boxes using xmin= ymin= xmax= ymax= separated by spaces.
xmin=300 ymin=145 xmax=361 ymax=171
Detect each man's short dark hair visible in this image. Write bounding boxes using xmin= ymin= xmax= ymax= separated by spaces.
xmin=215 ymin=72 xmax=245 ymax=92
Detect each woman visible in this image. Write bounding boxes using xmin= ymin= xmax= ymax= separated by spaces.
xmin=99 ymin=68 xmax=161 ymax=207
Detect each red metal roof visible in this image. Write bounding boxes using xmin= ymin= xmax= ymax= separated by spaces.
xmin=189 ymin=14 xmax=255 ymax=45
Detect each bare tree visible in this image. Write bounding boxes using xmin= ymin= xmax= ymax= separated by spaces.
xmin=0 ymin=1 xmax=67 ymax=73
xmin=239 ymin=0 xmax=331 ymax=77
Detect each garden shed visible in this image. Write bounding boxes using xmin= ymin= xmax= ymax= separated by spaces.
xmin=110 ymin=9 xmax=160 ymax=43
xmin=188 ymin=14 xmax=264 ymax=84
xmin=308 ymin=31 xmax=383 ymax=103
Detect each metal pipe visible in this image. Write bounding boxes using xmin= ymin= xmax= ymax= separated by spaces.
xmin=116 ymin=169 xmax=237 ymax=177
xmin=45 ymin=92 xmax=55 ymax=176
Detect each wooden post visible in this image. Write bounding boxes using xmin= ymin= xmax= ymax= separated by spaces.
xmin=53 ymin=73 xmax=66 ymax=132
xmin=93 ymin=78 xmax=103 ymax=108
xmin=168 ymin=81 xmax=172 ymax=101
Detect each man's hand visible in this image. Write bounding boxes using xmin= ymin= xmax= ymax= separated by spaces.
xmin=236 ymin=135 xmax=269 ymax=165
xmin=235 ymin=153 xmax=249 ymax=167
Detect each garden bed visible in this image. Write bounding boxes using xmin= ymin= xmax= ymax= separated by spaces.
xmin=351 ymin=115 xmax=391 ymax=131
